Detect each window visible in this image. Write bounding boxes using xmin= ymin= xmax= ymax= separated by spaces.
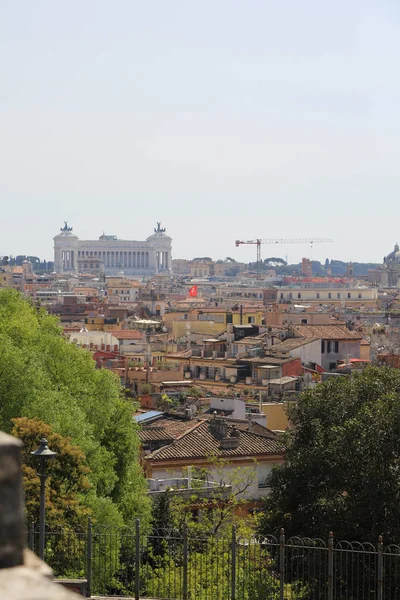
xmin=334 ymin=341 xmax=339 ymax=353
xmin=297 ymin=293 xmax=301 ymax=299
xmin=321 ymin=340 xmax=325 ymax=353
xmin=316 ymin=293 xmax=320 ymax=299
xmin=328 ymin=293 xmax=332 ymax=299
xmin=358 ymin=293 xmax=362 ymax=299
xmin=337 ymin=293 xmax=341 ymax=299
xmin=301 ymin=318 xmax=308 ymax=325
xmin=327 ymin=341 xmax=331 ymax=354
xmin=289 ymin=293 xmax=292 ymax=299
xmin=329 ymin=362 xmax=337 ymax=370
xmin=348 ymin=293 xmax=351 ymax=299
xmin=280 ymin=293 xmax=284 ymax=299
xmin=248 ymin=316 xmax=255 ymax=324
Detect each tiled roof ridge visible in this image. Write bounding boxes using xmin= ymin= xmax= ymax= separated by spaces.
xmin=141 ymin=426 xmax=166 ymax=431
xmin=174 ymin=419 xmax=205 ymax=440
xmin=143 ymin=420 xmax=211 ymax=459
xmin=144 ymin=418 xmax=284 ymax=462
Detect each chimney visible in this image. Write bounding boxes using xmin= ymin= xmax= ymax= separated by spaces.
xmin=220 ymin=427 xmax=240 ymax=450
xmin=209 ymin=412 xmax=228 ymax=438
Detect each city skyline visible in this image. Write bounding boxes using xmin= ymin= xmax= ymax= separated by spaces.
xmin=1 ymin=1 xmax=399 ymax=264
xmin=0 ymin=219 xmax=385 ymax=268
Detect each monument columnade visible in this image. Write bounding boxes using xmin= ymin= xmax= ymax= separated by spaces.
xmin=53 ymin=222 xmax=172 ymax=275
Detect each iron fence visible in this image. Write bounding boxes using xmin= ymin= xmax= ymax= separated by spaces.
xmin=25 ymin=520 xmax=400 ymax=599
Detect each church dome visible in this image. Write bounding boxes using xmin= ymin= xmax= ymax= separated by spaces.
xmin=385 ymin=243 xmax=400 ymax=265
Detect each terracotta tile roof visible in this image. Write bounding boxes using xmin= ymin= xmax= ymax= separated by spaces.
xmin=141 ymin=417 xmax=199 ymax=439
xmin=110 ymin=329 xmax=143 ymax=340
xmin=293 ymin=325 xmax=362 ymax=340
xmin=165 ymin=351 xmax=192 ymax=358
xmin=144 ymin=420 xmax=283 ymax=462
xmin=200 ymin=414 xmax=277 ymax=439
xmin=241 ymin=356 xmax=297 ymax=365
xmin=269 ymin=337 xmax=319 ymax=352
xmin=138 ymin=428 xmax=174 ymax=443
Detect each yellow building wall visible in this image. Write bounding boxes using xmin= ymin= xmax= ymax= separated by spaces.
xmin=85 ymin=317 xmax=105 ymax=331
xmin=261 ymin=402 xmax=290 ymax=431
xmin=231 ymin=311 xmax=264 ymax=326
xmin=172 ymin=320 xmax=226 ymax=339
xmin=360 ymin=343 xmax=371 ymax=361
xmin=0 ymin=272 xmax=12 ymax=288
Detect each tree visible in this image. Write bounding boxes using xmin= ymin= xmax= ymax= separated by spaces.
xmin=12 ymin=417 xmax=91 ymax=527
xmin=152 ymin=458 xmax=257 ymax=538
xmin=0 ymin=289 xmax=150 ymax=528
xmin=263 ymin=257 xmax=287 ymax=267
xmin=259 ymin=367 xmax=400 ymax=543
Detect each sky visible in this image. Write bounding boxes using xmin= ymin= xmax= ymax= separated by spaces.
xmin=0 ymin=0 xmax=399 ymax=265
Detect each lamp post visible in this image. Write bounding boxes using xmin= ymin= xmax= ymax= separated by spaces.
xmin=31 ymin=438 xmax=57 ymax=561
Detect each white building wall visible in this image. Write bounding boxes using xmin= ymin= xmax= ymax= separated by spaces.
xmin=290 ymin=340 xmax=322 ymax=367
xmin=210 ymin=397 xmax=246 ymax=420
xmin=150 ymin=460 xmax=282 ymax=500
xmin=278 ymin=288 xmax=377 ymax=302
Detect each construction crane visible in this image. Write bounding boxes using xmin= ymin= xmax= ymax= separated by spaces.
xmin=235 ymin=237 xmax=333 ymax=275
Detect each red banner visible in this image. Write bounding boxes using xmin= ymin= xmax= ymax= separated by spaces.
xmin=189 ymin=285 xmax=198 ymax=297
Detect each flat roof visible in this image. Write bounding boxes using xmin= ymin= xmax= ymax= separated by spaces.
xmin=134 ymin=410 xmax=164 ymax=423
xmin=268 ymin=376 xmax=299 ymax=385
xmin=160 ymin=381 xmax=193 ymax=385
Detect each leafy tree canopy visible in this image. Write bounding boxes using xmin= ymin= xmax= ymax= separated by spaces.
xmin=12 ymin=417 xmax=91 ymax=527
xmin=263 ymin=257 xmax=287 ymax=267
xmin=259 ymin=367 xmax=400 ymax=543
xmin=192 ymin=257 xmax=212 ymax=262
xmin=0 ymin=289 xmax=150 ymax=528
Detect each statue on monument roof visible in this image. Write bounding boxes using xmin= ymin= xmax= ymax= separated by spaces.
xmin=154 ymin=222 xmax=166 ymax=234
xmin=60 ymin=221 xmax=73 ymax=233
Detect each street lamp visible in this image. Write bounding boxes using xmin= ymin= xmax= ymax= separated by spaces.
xmin=31 ymin=438 xmax=57 ymax=560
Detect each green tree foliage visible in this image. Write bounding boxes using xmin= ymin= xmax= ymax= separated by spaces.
xmin=12 ymin=417 xmax=91 ymax=527
xmin=0 ymin=289 xmax=150 ymax=527
xmin=152 ymin=458 xmax=257 ymax=538
xmin=259 ymin=367 xmax=400 ymax=543
xmin=140 ymin=540 xmax=285 ymax=600
xmin=263 ymin=257 xmax=287 ymax=267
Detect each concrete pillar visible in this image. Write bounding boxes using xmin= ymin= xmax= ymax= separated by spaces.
xmin=54 ymin=248 xmax=62 ymax=272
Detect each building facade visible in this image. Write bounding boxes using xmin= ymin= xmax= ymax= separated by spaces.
xmin=54 ymin=222 xmax=172 ymax=275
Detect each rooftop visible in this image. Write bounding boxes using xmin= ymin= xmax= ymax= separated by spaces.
xmin=269 ymin=337 xmax=319 ymax=352
xmin=268 ymin=376 xmax=299 ymax=385
xmin=110 ymin=329 xmax=143 ymax=340
xmin=144 ymin=419 xmax=283 ymax=462
xmin=134 ymin=410 xmax=164 ymax=424
xmin=293 ymin=324 xmax=363 ymax=340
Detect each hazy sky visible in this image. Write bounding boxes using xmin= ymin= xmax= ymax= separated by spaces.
xmin=1 ymin=1 xmax=399 ymax=265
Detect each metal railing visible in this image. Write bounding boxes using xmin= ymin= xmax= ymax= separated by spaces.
xmin=26 ymin=520 xmax=400 ymax=599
